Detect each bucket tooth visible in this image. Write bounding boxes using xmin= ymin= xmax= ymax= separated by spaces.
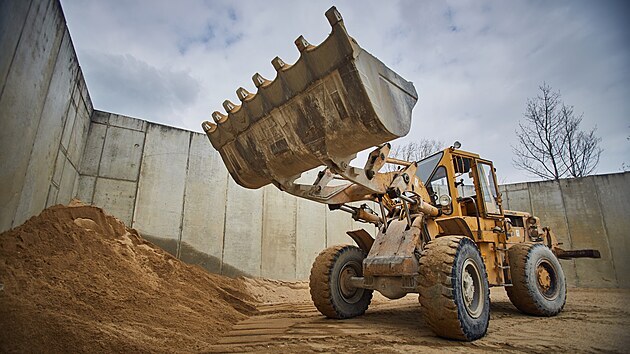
xmin=236 ymin=87 xmax=254 ymax=102
xmin=212 ymin=111 xmax=228 ymax=124
xmin=252 ymin=73 xmax=270 ymax=88
xmin=222 ymin=99 xmax=239 ymax=113
xmin=271 ymin=56 xmax=289 ymax=71
xmin=325 ymin=6 xmax=343 ymax=26
xmin=294 ymin=35 xmax=315 ymax=52
xmin=201 ymin=120 xmax=217 ymax=133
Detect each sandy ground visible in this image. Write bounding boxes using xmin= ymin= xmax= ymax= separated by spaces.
xmin=1 ymin=203 xmax=628 ymax=353
xmin=227 ymin=279 xmax=630 ymax=353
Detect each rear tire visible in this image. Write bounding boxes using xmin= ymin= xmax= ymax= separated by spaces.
xmin=506 ymin=243 xmax=566 ymax=316
xmin=418 ymin=236 xmax=490 ymax=341
xmin=309 ymin=245 xmax=373 ymax=319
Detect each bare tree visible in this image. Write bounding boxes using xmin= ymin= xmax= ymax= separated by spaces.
xmin=387 ymin=139 xmax=445 ymax=171
xmin=512 ymin=83 xmax=602 ymax=180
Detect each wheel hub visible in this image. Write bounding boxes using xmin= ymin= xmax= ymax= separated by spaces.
xmin=339 ymin=265 xmax=358 ymax=299
xmin=463 ymin=270 xmax=475 ymax=306
xmin=461 ymin=258 xmax=483 ymax=318
xmin=537 ymin=264 xmax=552 ymax=292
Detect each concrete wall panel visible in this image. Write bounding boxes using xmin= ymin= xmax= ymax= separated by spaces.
xmin=99 ymin=126 xmax=145 ymax=181
xmin=66 ymin=100 xmax=91 ymax=165
xmin=296 ymin=198 xmax=327 ymax=279
xmin=326 ymin=209 xmax=355 ymax=247
xmin=77 ymin=70 xmax=92 ymax=114
xmin=91 ymin=110 xmax=109 ymax=124
xmin=261 ymin=186 xmax=297 ymax=280
xmin=57 ymin=157 xmax=78 ymax=204
xmin=109 ymin=114 xmax=147 ymax=132
xmin=80 ymin=122 xmax=107 ymax=176
xmin=133 ymin=124 xmax=190 ymax=246
xmin=180 ymin=135 xmax=228 ymax=273
xmin=0 ymin=0 xmax=32 ymax=85
xmin=501 ymin=183 xmax=532 ymax=213
xmin=0 ymin=0 xmax=64 ymax=231
xmin=593 ymin=173 xmax=630 ymax=287
xmin=52 ymin=149 xmax=66 ymax=186
xmin=93 ymin=178 xmax=136 ymax=226
xmin=527 ymin=181 xmax=578 ymax=286
xmin=60 ymin=102 xmax=77 ymax=150
xmin=222 ymin=179 xmax=263 ymax=277
xmin=13 ymin=30 xmax=78 ymax=226
xmin=76 ymin=175 xmax=96 ymax=204
xmin=46 ymin=184 xmax=58 ymax=208
xmin=560 ymin=177 xmax=617 ymax=287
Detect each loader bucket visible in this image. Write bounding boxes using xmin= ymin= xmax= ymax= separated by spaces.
xmin=202 ymin=7 xmax=418 ymax=189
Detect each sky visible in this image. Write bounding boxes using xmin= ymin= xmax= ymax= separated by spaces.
xmin=60 ymin=0 xmax=629 ymax=184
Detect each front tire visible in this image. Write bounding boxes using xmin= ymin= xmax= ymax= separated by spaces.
xmin=309 ymin=245 xmax=373 ymax=319
xmin=506 ymin=243 xmax=566 ymax=316
xmin=418 ymin=236 xmax=490 ymax=341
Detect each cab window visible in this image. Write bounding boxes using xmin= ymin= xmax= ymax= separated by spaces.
xmin=416 ymin=152 xmax=443 ymax=184
xmin=427 ymin=166 xmax=450 ymax=203
xmin=477 ymin=162 xmax=501 ymax=215
xmin=453 ymin=156 xmax=475 ymax=199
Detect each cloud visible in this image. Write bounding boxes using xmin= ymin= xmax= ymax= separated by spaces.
xmin=81 ymin=52 xmax=200 ymax=126
xmin=60 ymin=0 xmax=630 ymax=183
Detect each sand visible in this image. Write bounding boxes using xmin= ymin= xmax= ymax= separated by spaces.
xmin=0 ymin=202 xmax=255 ymax=353
xmin=211 ymin=283 xmax=630 ymax=353
xmin=1 ymin=203 xmax=628 ymax=353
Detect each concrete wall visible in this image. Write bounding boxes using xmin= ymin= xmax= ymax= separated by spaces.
xmin=76 ymin=111 xmax=370 ymax=279
xmin=0 ymin=0 xmax=92 ymax=233
xmin=2 ymin=0 xmax=627 ymax=287
xmin=500 ymin=173 xmax=630 ymax=288
xmin=78 ymin=111 xmax=630 ymax=287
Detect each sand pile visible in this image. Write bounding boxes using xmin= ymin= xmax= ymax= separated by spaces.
xmin=242 ymin=278 xmax=312 ymax=304
xmin=0 ymin=202 xmax=256 ymax=353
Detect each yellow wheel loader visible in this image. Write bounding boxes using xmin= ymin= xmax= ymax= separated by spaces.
xmin=201 ymin=6 xmax=600 ymax=341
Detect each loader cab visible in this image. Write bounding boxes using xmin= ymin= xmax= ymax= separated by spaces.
xmin=416 ymin=146 xmax=503 ymax=219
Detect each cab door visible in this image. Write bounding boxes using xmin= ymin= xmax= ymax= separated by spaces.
xmin=475 ymin=160 xmax=503 ymax=217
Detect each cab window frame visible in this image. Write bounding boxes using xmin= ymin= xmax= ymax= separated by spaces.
xmin=475 ymin=161 xmax=502 ymax=217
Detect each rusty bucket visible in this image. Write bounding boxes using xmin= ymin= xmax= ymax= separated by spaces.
xmin=203 ymin=6 xmax=417 ymax=189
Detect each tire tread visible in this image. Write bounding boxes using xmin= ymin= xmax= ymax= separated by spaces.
xmin=506 ymin=243 xmax=566 ymax=316
xmin=418 ymin=236 xmax=489 ymax=341
xmin=309 ymin=245 xmax=372 ymax=319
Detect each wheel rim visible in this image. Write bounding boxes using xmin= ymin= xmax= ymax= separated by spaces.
xmin=461 ymin=258 xmax=484 ymax=318
xmin=535 ymin=259 xmax=559 ymax=300
xmin=338 ymin=260 xmax=363 ymax=303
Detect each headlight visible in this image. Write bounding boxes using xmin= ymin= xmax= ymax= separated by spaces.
xmin=438 ymin=194 xmax=452 ymax=207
